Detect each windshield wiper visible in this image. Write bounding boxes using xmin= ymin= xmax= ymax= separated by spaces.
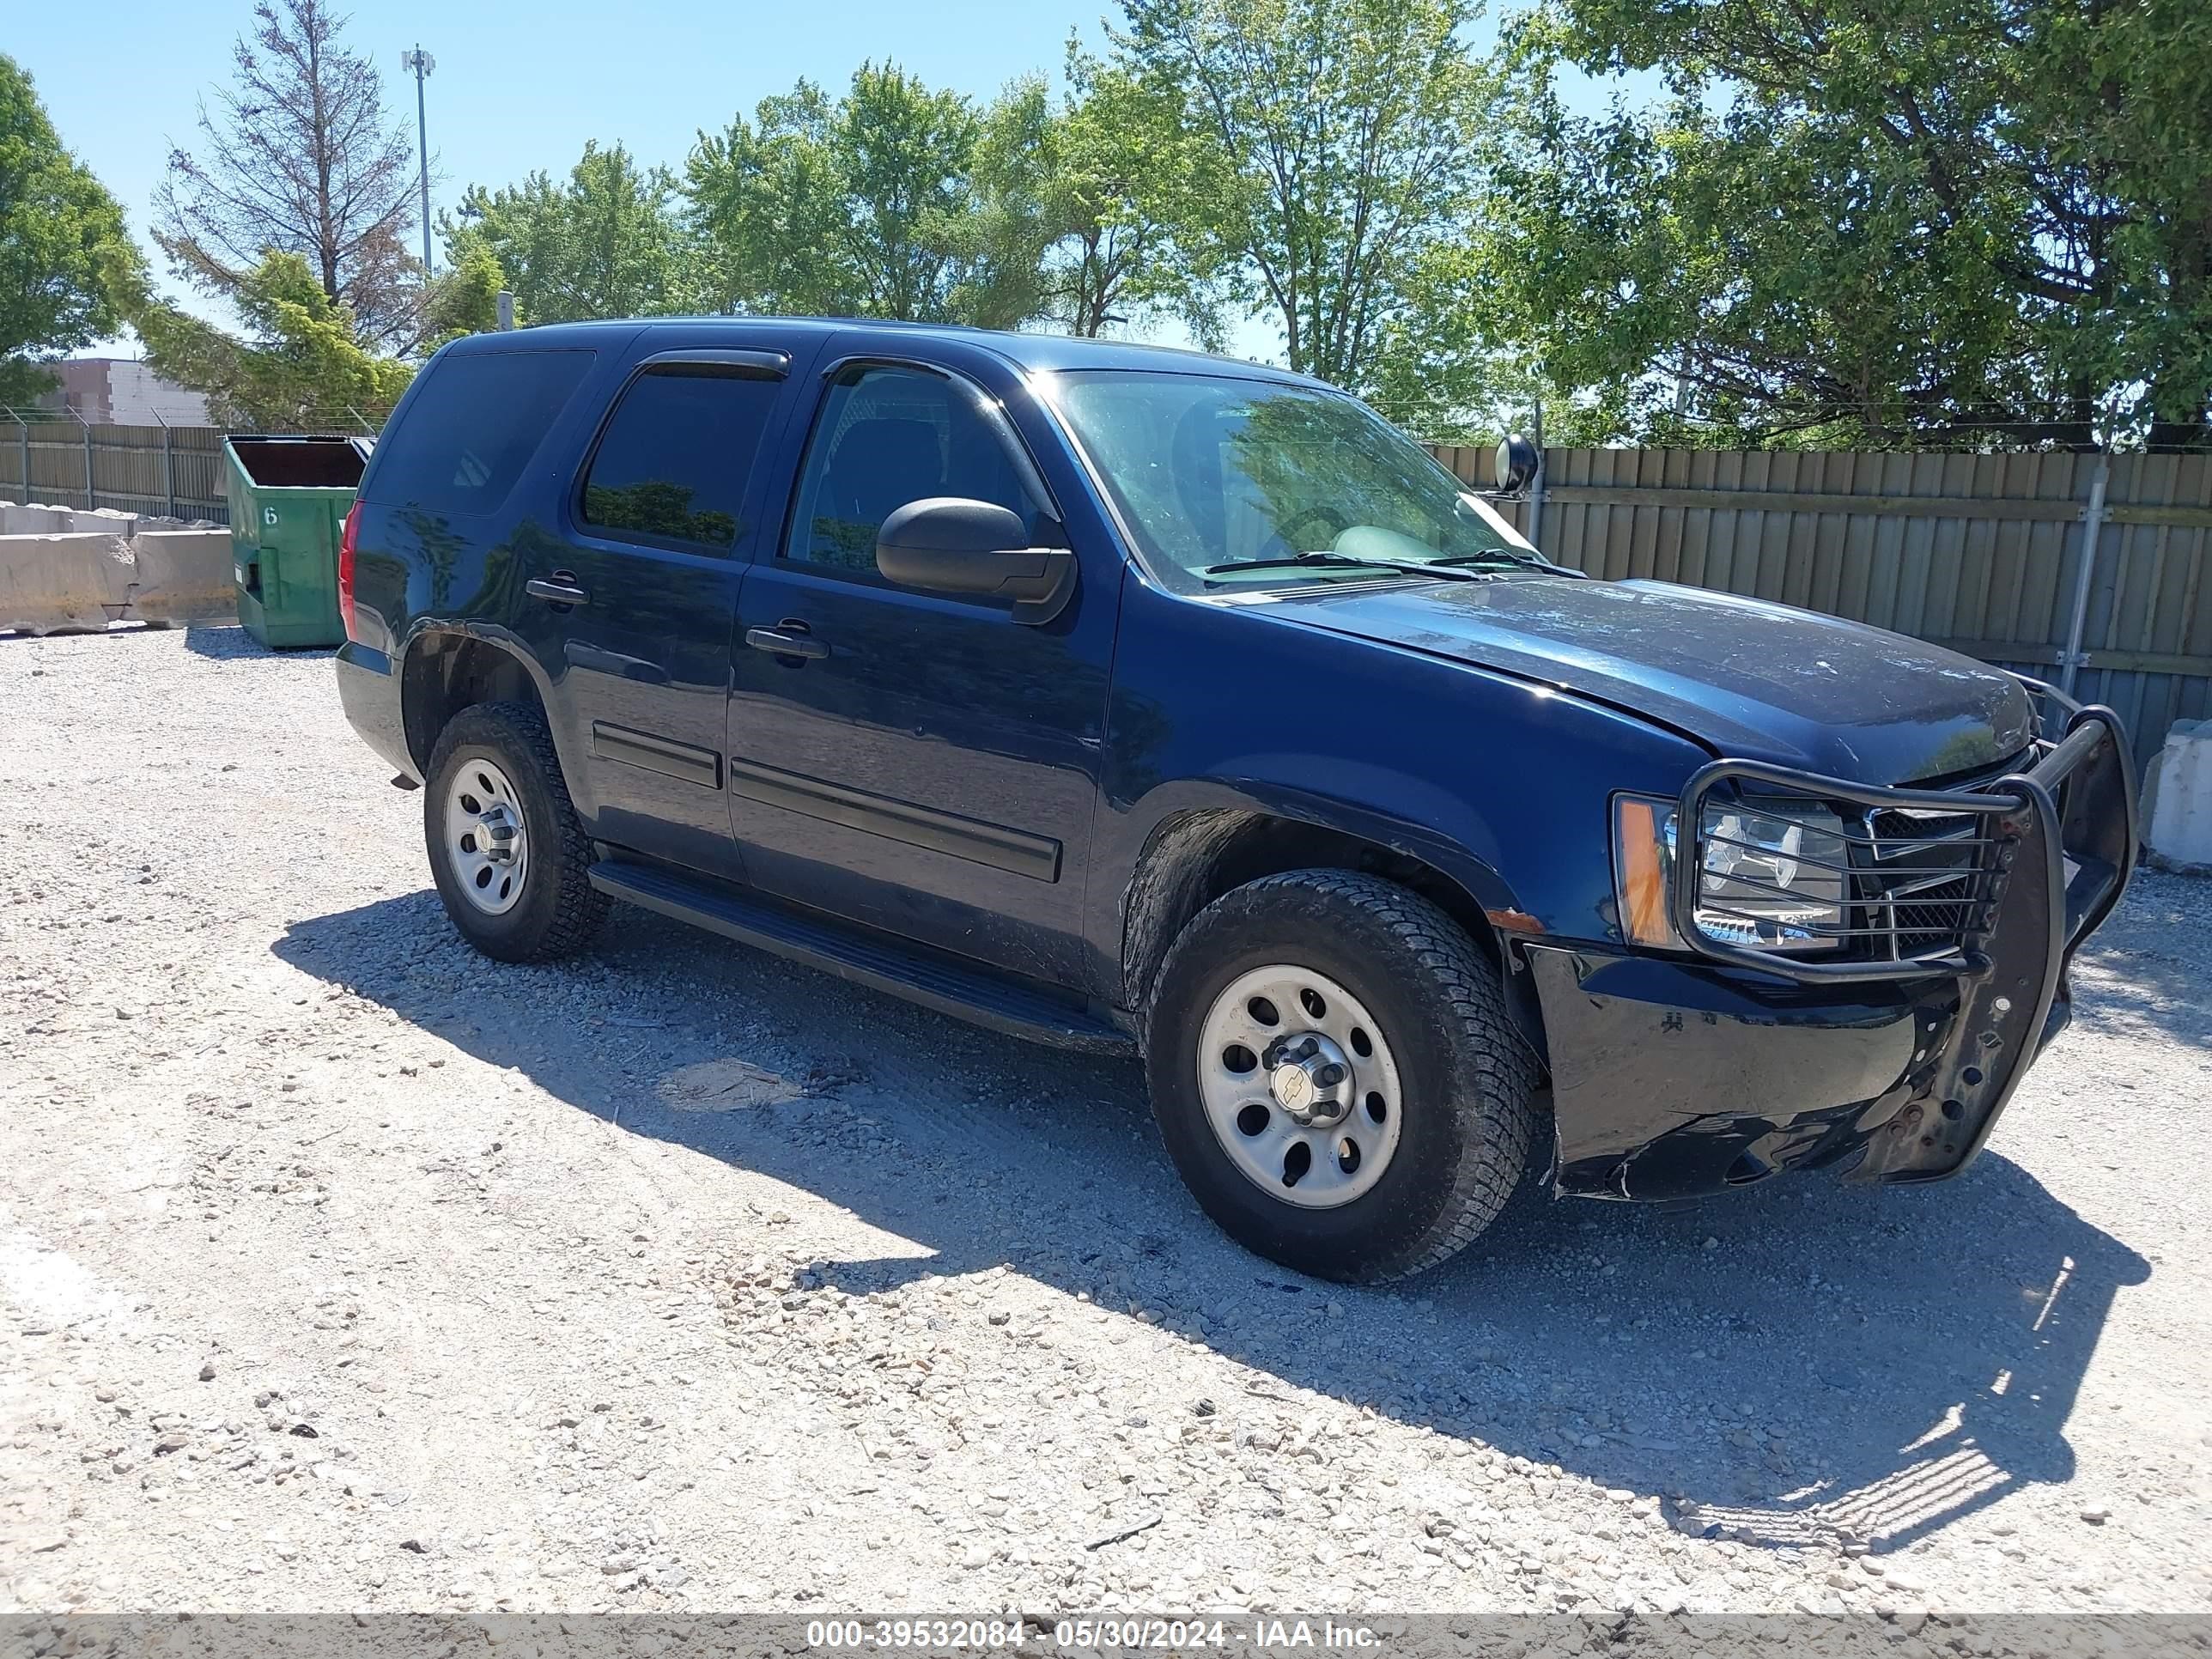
xmin=1429 ymin=549 xmax=1545 ymax=570
xmin=1201 ymin=551 xmax=1483 ymax=581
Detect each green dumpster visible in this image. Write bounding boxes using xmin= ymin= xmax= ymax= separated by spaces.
xmin=223 ymin=435 xmax=371 ymax=648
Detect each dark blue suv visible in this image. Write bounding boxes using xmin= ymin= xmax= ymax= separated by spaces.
xmin=335 ymin=318 xmax=2136 ymax=1281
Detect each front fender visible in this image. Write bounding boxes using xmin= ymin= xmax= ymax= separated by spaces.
xmin=1103 ymin=778 xmax=1528 ymax=1022
xmin=1086 ymin=580 xmax=1717 ymax=1000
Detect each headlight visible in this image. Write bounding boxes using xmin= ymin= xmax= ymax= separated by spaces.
xmin=1613 ymin=794 xmax=1850 ymax=953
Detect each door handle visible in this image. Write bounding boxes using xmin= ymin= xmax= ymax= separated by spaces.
xmin=744 ymin=625 xmax=829 ymax=661
xmin=526 ymin=573 xmax=590 ymax=606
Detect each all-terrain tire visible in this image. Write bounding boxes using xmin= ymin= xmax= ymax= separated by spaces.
xmin=423 ymin=700 xmax=608 ymax=963
xmin=1146 ymin=869 xmax=1540 ymax=1282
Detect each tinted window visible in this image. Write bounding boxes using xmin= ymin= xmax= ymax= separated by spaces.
xmin=368 ymin=349 xmax=592 ymax=517
xmin=581 ymin=367 xmax=782 ymax=552
xmin=786 ymin=365 xmax=1047 ymax=573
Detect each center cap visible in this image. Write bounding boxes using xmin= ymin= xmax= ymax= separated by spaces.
xmin=1270 ymin=1062 xmax=1316 ymax=1114
xmin=477 ymin=805 xmax=520 ymax=861
xmin=1267 ymin=1032 xmax=1352 ymax=1127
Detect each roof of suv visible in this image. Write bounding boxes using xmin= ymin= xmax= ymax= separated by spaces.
xmin=447 ymin=315 xmax=1328 ymax=387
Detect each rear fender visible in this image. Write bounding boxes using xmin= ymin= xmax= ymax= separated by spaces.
xmin=398 ymin=623 xmax=563 ymax=777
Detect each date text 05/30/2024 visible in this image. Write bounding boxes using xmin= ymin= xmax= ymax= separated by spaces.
xmin=805 ymin=1620 xmax=1387 ymax=1650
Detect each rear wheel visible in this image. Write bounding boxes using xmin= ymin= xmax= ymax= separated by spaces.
xmin=423 ymin=701 xmax=607 ymax=962
xmin=1146 ymin=870 xmax=1539 ymax=1282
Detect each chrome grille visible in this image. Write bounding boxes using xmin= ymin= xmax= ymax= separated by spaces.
xmin=1852 ymin=806 xmax=2004 ymax=963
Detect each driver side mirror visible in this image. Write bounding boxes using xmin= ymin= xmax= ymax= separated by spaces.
xmin=876 ymin=497 xmax=1077 ymax=627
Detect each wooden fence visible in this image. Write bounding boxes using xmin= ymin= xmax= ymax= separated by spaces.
xmin=8 ymin=414 xmax=2205 ymax=772
xmin=1431 ymin=444 xmax=2212 ymax=775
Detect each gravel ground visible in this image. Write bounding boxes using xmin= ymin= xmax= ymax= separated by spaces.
xmin=2 ymin=623 xmax=2209 ymax=1619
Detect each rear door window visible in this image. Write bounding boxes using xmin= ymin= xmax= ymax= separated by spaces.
xmin=368 ymin=349 xmax=593 ymax=517
xmin=580 ymin=366 xmax=783 ymax=554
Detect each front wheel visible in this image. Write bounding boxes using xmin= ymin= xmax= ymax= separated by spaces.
xmin=423 ymin=700 xmax=608 ymax=963
xmin=1146 ymin=870 xmax=1539 ymax=1282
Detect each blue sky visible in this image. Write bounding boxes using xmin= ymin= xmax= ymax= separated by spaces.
xmin=14 ymin=0 xmax=1626 ymax=364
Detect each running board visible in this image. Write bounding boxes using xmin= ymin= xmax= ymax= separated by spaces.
xmin=588 ymin=860 xmax=1136 ymax=1056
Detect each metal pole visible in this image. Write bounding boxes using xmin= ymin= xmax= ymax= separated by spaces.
xmin=160 ymin=414 xmax=177 ymax=520
xmin=1525 ymin=397 xmax=1547 ymax=554
xmin=402 ymin=47 xmax=436 ymax=274
xmin=80 ymin=410 xmax=94 ymax=511
xmin=18 ymin=416 xmax=29 ymax=503
xmin=2058 ymin=453 xmax=2112 ymax=696
xmin=416 ymin=66 xmax=430 ymax=271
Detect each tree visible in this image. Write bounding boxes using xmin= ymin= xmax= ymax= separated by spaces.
xmin=154 ymin=0 xmax=420 ymax=349
xmin=0 ymin=55 xmax=143 ymax=404
xmin=134 ymin=250 xmax=412 ymax=428
xmin=420 ymin=239 xmax=506 ymax=342
xmin=1470 ymin=0 xmax=2212 ymax=449
xmin=445 ymin=142 xmax=693 ymax=325
xmin=1427 ymin=76 xmax=2035 ymax=447
xmin=1109 ymin=0 xmax=1495 ymax=388
xmin=688 ymin=63 xmax=1039 ymax=326
xmin=1017 ymin=50 xmax=1228 ymax=342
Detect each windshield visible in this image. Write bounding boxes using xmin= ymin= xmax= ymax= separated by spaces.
xmin=1047 ymin=369 xmax=1528 ymax=592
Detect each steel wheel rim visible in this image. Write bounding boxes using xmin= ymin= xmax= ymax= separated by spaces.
xmin=442 ymin=757 xmax=530 ymax=916
xmin=1195 ymin=963 xmax=1405 ymax=1210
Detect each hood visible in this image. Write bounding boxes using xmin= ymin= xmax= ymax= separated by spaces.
xmin=1270 ymin=574 xmax=2035 ymax=784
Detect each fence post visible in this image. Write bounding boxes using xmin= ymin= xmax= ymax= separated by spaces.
xmin=1525 ymin=398 xmax=1547 ymax=554
xmin=159 ymin=414 xmax=177 ymax=520
xmin=2058 ymin=454 xmax=2112 ymax=696
xmin=78 ymin=411 xmax=95 ymax=511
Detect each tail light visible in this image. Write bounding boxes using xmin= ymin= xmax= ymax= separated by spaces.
xmin=337 ymin=500 xmax=362 ymax=641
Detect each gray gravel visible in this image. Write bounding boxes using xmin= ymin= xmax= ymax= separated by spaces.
xmin=3 ymin=623 xmax=2210 ymax=1616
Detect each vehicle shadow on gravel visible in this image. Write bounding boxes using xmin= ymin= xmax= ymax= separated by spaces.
xmin=183 ymin=623 xmax=336 ymax=661
xmin=278 ymin=893 xmax=2152 ymax=1560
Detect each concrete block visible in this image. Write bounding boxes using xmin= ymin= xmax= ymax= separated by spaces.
xmin=2 ymin=503 xmax=74 ymax=534
xmin=0 ymin=532 xmax=136 ymax=634
xmin=126 ymin=528 xmax=235 ymax=625
xmin=2144 ymin=719 xmax=2212 ymax=874
xmin=71 ymin=506 xmax=141 ymax=538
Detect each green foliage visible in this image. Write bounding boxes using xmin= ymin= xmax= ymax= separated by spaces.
xmin=1109 ymin=0 xmax=1496 ymax=389
xmin=422 ymin=240 xmax=507 ymax=343
xmin=446 ymin=143 xmax=694 ymax=325
xmin=105 ymin=0 xmax=2207 ymax=455
xmin=1024 ymin=49 xmax=1228 ymax=342
xmin=689 ymin=62 xmax=1036 ymax=325
xmin=0 ymin=54 xmax=143 ymax=404
xmin=134 ymin=251 xmax=413 ymax=428
xmin=1468 ymin=0 xmax=2212 ymax=448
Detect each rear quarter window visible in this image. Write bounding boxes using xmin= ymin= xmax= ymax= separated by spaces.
xmin=367 ymin=349 xmax=594 ymax=517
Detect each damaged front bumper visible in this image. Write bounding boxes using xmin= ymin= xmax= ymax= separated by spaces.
xmin=1528 ymin=692 xmax=2137 ymax=1202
